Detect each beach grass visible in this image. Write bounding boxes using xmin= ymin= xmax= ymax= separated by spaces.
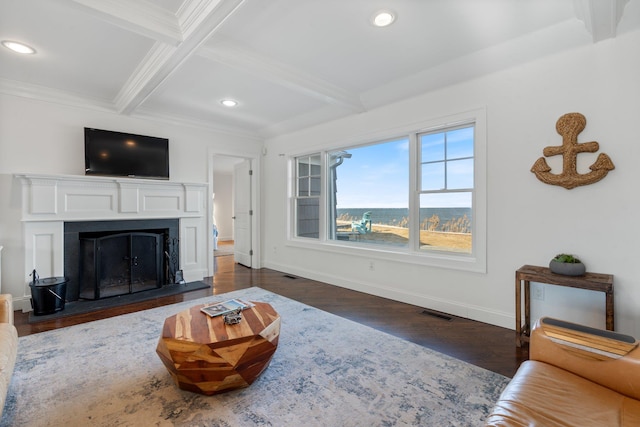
xmin=338 ymin=221 xmax=472 ymax=252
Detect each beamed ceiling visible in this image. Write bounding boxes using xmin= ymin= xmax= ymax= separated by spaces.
xmin=0 ymin=0 xmax=637 ymax=139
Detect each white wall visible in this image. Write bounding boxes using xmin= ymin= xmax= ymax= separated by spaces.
xmin=0 ymin=94 xmax=262 ymax=303
xmin=213 ymin=171 xmax=234 ymax=241
xmin=262 ymin=29 xmax=640 ymax=335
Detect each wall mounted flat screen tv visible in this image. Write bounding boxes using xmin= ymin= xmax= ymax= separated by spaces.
xmin=84 ymin=128 xmax=169 ymax=180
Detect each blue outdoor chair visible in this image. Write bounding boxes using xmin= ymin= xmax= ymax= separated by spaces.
xmin=351 ymin=212 xmax=372 ymax=234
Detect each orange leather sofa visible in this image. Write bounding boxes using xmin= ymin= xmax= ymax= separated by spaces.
xmin=485 ymin=317 xmax=640 ymax=426
xmin=0 ymin=294 xmax=18 ymax=418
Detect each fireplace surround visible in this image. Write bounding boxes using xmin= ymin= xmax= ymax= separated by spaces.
xmin=15 ymin=173 xmax=208 ymax=312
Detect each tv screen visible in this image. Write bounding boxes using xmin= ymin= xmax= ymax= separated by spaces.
xmin=84 ymin=128 xmax=169 ymax=180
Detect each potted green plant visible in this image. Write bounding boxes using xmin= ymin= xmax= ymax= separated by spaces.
xmin=549 ymin=253 xmax=586 ymax=276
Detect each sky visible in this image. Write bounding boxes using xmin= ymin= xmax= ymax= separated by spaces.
xmin=335 ymin=138 xmax=409 ymax=209
xmin=334 ymin=127 xmax=474 ymax=209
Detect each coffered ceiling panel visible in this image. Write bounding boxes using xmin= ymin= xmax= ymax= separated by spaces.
xmin=0 ymin=0 xmax=155 ymax=101
xmin=143 ymin=54 xmax=326 ymax=132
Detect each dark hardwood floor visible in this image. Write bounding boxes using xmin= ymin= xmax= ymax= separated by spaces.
xmin=15 ymin=243 xmax=528 ymax=378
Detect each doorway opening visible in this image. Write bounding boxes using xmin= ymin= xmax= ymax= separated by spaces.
xmin=210 ymin=154 xmax=258 ymax=272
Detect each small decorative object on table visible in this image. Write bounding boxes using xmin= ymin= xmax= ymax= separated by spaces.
xmin=223 ymin=307 xmax=243 ymax=325
xmin=549 ymin=253 xmax=586 ymax=276
xmin=200 ymin=298 xmax=253 ymax=317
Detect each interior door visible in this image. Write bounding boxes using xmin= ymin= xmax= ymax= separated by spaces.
xmin=233 ymin=160 xmax=252 ymax=267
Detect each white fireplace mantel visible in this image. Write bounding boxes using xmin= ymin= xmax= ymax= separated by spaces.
xmin=14 ymin=173 xmax=209 ymax=311
xmin=15 ymin=173 xmax=207 ymax=221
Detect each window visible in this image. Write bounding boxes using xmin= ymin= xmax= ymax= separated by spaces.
xmin=294 ymin=154 xmax=321 ymax=238
xmin=419 ymin=125 xmax=474 ymax=253
xmin=289 ymin=108 xmax=486 ymax=272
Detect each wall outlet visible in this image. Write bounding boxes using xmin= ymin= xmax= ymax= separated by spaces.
xmin=532 ymin=284 xmax=545 ymax=301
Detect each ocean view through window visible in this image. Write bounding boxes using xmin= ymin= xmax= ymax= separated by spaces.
xmin=289 ymin=108 xmax=486 ymax=271
xmin=418 ymin=124 xmax=474 ymax=253
xmin=335 ymin=207 xmax=472 ymax=251
xmin=330 ymin=139 xmax=409 ymax=247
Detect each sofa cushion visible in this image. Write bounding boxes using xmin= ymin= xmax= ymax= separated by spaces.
xmin=485 ymin=360 xmax=640 ymax=427
xmin=0 ymin=323 xmax=18 ymax=417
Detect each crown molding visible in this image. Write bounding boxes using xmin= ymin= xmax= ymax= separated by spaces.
xmin=573 ymin=0 xmax=630 ymax=42
xmin=132 ymin=107 xmax=263 ymax=141
xmin=0 ymin=76 xmax=262 ymax=140
xmin=360 ymin=20 xmax=590 ymax=111
xmin=0 ymin=77 xmax=115 ymax=112
xmin=259 ymin=104 xmax=353 ymax=139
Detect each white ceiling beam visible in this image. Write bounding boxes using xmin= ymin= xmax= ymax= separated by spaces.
xmin=61 ymin=0 xmax=183 ymax=45
xmin=573 ymin=0 xmax=630 ymax=42
xmin=114 ymin=0 xmax=246 ymax=115
xmin=178 ymin=0 xmax=227 ymax=39
xmin=198 ymin=43 xmax=365 ymax=113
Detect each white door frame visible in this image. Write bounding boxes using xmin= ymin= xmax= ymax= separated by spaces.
xmin=207 ymin=150 xmax=261 ymax=277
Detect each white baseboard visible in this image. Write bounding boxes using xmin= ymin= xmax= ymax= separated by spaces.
xmin=264 ymin=260 xmax=513 ymax=330
xmin=14 ymin=296 xmax=33 ymax=313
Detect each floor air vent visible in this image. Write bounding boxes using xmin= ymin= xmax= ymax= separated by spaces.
xmin=421 ymin=309 xmax=453 ymax=321
xmin=283 ymin=274 xmax=297 ymax=279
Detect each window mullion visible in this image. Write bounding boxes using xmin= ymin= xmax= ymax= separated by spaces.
xmin=443 ymin=132 xmax=448 ymax=190
xmin=409 ymin=133 xmax=420 ymax=251
xmin=319 ymin=152 xmax=327 ymax=241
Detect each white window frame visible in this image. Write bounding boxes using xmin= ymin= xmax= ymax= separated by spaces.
xmin=292 ymin=153 xmax=324 ymax=239
xmin=287 ymin=108 xmax=487 ymax=273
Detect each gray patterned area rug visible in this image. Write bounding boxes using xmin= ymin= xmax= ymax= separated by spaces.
xmin=2 ymin=287 xmax=509 ymax=426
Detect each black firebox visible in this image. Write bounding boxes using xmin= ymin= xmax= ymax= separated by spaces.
xmin=79 ymin=232 xmax=163 ymax=299
xmin=64 ymin=219 xmax=179 ymax=302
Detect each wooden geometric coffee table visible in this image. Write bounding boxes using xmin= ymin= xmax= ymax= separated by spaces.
xmin=156 ymin=301 xmax=280 ymax=395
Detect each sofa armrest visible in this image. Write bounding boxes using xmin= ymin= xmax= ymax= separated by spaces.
xmin=0 ymin=294 xmax=14 ymax=325
xmin=530 ymin=317 xmax=640 ymax=400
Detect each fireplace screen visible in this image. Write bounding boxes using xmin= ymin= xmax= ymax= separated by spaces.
xmin=79 ymin=232 xmax=163 ymax=299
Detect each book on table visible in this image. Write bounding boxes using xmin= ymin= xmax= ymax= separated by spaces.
xmin=200 ymin=299 xmax=254 ymax=317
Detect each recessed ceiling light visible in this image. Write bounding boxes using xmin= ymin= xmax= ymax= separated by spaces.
xmin=221 ymin=99 xmax=238 ymax=107
xmin=1 ymin=40 xmax=36 ymax=54
xmin=372 ymin=10 xmax=396 ymax=27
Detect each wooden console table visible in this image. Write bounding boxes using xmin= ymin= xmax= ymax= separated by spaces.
xmin=515 ymin=264 xmax=614 ymax=347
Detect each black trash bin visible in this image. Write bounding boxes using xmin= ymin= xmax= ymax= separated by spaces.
xmin=30 ymin=276 xmax=68 ymax=315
